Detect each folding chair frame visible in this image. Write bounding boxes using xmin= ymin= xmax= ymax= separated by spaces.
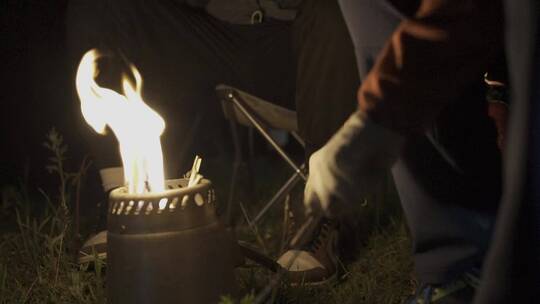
xmin=219 ymin=88 xmax=308 ymax=227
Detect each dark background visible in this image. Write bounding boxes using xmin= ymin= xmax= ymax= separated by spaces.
xmin=1 ymin=0 xmax=90 ymax=188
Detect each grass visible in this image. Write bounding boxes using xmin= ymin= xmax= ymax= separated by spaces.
xmin=226 ymin=218 xmax=414 ymax=304
xmin=223 ymin=219 xmax=413 ymax=304
xmin=1 ymin=129 xmax=105 ymax=303
xmin=316 ymin=220 xmax=415 ymax=304
xmin=0 ymin=131 xmax=414 ymax=303
xmin=213 ymin=155 xmax=415 ymax=304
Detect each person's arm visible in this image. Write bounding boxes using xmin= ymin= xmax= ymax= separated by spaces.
xmin=359 ymin=0 xmax=504 ymax=136
xmin=185 ymin=0 xmax=210 ymax=8
xmin=274 ymin=0 xmax=303 ymax=9
xmin=304 ymin=0 xmax=504 ymax=217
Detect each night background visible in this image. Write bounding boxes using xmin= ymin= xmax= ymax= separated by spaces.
xmin=1 ymin=1 xmax=538 ymax=303
xmin=2 ymin=1 xmax=78 ymax=187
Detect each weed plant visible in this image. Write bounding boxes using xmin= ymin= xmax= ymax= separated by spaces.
xmin=0 ymin=129 xmax=104 ymax=303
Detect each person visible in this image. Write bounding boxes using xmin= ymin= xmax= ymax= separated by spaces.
xmin=68 ymin=0 xmax=360 ymax=284
xmin=299 ymin=0 xmax=505 ymax=302
xmin=276 ymin=0 xmax=406 ymax=285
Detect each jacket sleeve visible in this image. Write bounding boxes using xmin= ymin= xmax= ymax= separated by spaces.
xmin=185 ymin=0 xmax=210 ymax=8
xmin=275 ymin=0 xmax=303 ymax=9
xmin=358 ymin=0 xmax=504 ymax=136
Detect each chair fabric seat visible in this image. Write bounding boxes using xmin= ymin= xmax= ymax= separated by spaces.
xmin=217 ymin=84 xmax=298 ymax=132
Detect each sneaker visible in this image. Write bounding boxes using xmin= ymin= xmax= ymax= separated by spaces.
xmin=277 ymin=217 xmax=339 ymax=286
xmin=78 ymin=230 xmax=107 ymax=265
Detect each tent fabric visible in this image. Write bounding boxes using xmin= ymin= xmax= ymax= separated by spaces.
xmin=474 ymin=1 xmax=540 ymax=302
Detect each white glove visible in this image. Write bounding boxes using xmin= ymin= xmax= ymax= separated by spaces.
xmin=304 ymin=111 xmax=405 ymax=218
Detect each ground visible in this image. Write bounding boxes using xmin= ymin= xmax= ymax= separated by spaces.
xmin=0 ymin=130 xmax=415 ymax=303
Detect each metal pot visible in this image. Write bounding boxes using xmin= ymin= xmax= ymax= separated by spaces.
xmin=107 ymin=178 xmax=238 ymax=304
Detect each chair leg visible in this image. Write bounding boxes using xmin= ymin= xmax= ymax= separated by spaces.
xmin=246 ymin=127 xmax=258 ymax=204
xmin=222 ymin=89 xmax=310 ymax=226
xmin=226 ymin=159 xmax=242 ymax=227
xmin=248 ymin=127 xmax=256 ymax=162
xmin=226 ymin=113 xmax=243 ymax=227
xmin=291 ymin=131 xmax=306 ymax=148
xmin=252 ymin=163 xmax=306 ymax=225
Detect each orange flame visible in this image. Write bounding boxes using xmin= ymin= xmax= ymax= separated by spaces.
xmin=75 ymin=49 xmax=165 ymax=194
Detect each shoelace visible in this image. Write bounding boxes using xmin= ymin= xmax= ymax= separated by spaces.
xmin=304 ymin=220 xmax=331 ymax=253
xmin=283 ymin=205 xmax=334 ymax=254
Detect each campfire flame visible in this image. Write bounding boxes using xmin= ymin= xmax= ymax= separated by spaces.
xmin=76 ymin=49 xmax=165 ymax=194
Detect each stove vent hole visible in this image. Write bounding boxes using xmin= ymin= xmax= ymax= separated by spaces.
xmin=134 ymin=200 xmax=145 ymax=215
xmin=111 ymin=202 xmax=118 ymax=214
xmin=117 ymin=201 xmax=125 ymax=215
xmin=125 ymin=201 xmax=135 ymax=215
xmin=195 ymin=194 xmax=204 ymax=206
xmin=169 ymin=197 xmax=179 ymax=211
xmin=145 ymin=202 xmax=154 ymax=215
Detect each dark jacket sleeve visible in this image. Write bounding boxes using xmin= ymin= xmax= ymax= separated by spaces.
xmin=275 ymin=0 xmax=303 ymax=9
xmin=185 ymin=0 xmax=210 ymax=8
xmin=358 ymin=0 xmax=504 ymax=136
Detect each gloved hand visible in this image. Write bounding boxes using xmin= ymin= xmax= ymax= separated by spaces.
xmin=304 ymin=111 xmax=405 ymax=218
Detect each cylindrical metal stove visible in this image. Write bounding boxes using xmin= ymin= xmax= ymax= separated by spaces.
xmin=107 ymin=178 xmax=238 ymax=304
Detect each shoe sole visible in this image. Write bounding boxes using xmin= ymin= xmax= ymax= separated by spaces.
xmin=289 ymin=271 xmax=338 ymax=287
xmin=289 ymin=229 xmax=340 ymax=287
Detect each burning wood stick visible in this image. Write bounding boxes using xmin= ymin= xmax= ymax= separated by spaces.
xmin=187 ymin=155 xmax=202 ymax=187
xmin=183 ymin=156 xmax=203 ymax=205
xmin=191 ymin=174 xmax=203 ymax=186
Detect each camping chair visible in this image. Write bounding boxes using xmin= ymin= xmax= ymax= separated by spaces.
xmin=215 ymin=84 xmax=308 ymax=228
